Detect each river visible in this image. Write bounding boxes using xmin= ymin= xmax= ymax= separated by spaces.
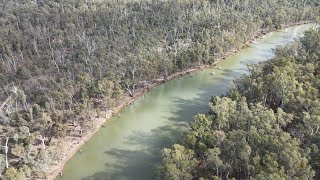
xmin=56 ymin=24 xmax=317 ymax=180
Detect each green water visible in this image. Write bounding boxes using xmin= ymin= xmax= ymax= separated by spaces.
xmin=56 ymin=24 xmax=317 ymax=180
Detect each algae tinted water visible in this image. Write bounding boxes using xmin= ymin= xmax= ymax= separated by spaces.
xmin=56 ymin=24 xmax=317 ymax=180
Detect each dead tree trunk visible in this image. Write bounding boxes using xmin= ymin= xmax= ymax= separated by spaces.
xmin=4 ymin=137 xmax=9 ymax=169
xmin=40 ymin=136 xmax=46 ymax=149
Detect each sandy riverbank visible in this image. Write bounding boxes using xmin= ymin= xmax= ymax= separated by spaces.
xmin=47 ymin=21 xmax=315 ymax=180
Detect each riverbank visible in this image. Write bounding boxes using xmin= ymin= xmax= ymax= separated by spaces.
xmin=47 ymin=21 xmax=315 ymax=180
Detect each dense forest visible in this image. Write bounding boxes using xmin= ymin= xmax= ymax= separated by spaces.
xmin=0 ymin=0 xmax=319 ymax=179
xmin=157 ymin=28 xmax=320 ymax=179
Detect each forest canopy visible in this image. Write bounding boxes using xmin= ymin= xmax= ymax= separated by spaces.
xmin=0 ymin=0 xmax=319 ymax=179
xmin=157 ymin=28 xmax=320 ymax=179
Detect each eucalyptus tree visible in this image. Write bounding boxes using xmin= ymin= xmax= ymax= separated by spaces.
xmin=158 ymin=28 xmax=320 ymax=179
xmin=0 ymin=0 xmax=318 ymax=177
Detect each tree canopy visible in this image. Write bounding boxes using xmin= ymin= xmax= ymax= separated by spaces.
xmin=157 ymin=28 xmax=320 ymax=179
xmin=0 ymin=0 xmax=319 ymax=178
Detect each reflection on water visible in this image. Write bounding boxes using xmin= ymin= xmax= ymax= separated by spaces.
xmin=56 ymin=24 xmax=317 ymax=180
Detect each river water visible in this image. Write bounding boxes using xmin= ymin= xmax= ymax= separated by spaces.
xmin=56 ymin=24 xmax=317 ymax=180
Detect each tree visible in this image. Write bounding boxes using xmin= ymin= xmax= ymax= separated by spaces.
xmin=158 ymin=29 xmax=320 ymax=178
xmin=161 ymin=144 xmax=198 ymax=180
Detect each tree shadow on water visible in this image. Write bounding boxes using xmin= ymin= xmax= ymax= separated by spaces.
xmin=82 ymin=66 xmax=247 ymax=180
xmin=82 ymin=125 xmax=185 ymax=180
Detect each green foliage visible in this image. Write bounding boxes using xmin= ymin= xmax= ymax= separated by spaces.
xmin=158 ymin=28 xmax=320 ymax=179
xmin=0 ymin=0 xmax=318 ymax=178
xmin=160 ymin=144 xmax=198 ymax=180
xmin=3 ymin=167 xmax=26 ymax=180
